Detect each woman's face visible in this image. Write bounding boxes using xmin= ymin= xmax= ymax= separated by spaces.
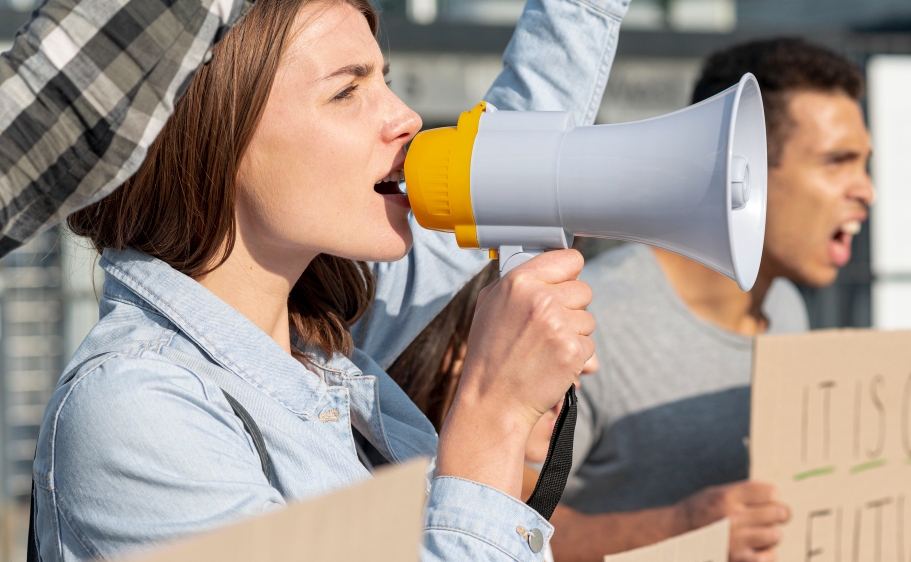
xmin=236 ymin=1 xmax=421 ymax=266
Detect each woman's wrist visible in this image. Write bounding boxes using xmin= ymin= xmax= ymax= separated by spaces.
xmin=436 ymin=388 xmax=535 ymax=499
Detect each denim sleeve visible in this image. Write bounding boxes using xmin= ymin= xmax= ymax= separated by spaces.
xmin=484 ymin=0 xmax=628 ymax=126
xmin=353 ymin=0 xmax=629 ymax=371
xmin=423 ymin=477 xmax=555 ymax=561
xmin=34 ymin=355 xmax=283 ymax=561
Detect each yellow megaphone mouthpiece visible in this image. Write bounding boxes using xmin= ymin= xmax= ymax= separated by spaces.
xmin=404 ymin=102 xmax=487 ymax=249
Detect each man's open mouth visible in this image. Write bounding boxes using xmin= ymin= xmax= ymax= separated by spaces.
xmin=829 ymin=219 xmax=862 ymax=267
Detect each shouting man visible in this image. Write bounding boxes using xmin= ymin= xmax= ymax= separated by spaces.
xmin=552 ymin=38 xmax=874 ymax=562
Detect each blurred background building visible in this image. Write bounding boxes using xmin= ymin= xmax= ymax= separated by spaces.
xmin=1 ymin=0 xmax=911 ymax=558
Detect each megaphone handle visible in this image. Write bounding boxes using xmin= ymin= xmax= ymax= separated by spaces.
xmin=496 ymin=245 xmax=578 ymax=519
xmin=525 ymin=385 xmax=577 ymax=520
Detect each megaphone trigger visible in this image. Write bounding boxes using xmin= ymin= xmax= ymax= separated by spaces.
xmin=498 ymin=247 xmax=544 ymax=275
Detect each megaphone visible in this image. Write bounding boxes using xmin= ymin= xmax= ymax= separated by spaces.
xmin=404 ymin=73 xmax=767 ymax=291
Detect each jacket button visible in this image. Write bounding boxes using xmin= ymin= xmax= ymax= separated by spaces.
xmin=527 ymin=527 xmax=544 ymax=553
xmin=518 ymin=526 xmax=545 ymax=553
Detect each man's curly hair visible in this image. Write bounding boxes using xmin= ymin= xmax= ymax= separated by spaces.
xmin=692 ymin=38 xmax=864 ymax=167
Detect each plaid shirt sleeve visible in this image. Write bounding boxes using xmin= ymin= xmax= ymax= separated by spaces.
xmin=0 ymin=0 xmax=253 ymax=256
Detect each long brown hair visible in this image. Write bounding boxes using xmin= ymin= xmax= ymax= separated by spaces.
xmin=68 ymin=0 xmax=378 ymax=357
xmin=387 ymin=262 xmax=499 ymax=431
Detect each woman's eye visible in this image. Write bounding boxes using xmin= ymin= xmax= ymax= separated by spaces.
xmin=333 ymin=85 xmax=358 ymax=101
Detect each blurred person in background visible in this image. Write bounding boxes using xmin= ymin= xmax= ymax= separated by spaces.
xmin=550 ymin=38 xmax=874 ymax=562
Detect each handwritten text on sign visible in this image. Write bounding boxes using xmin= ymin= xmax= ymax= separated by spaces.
xmin=750 ymin=329 xmax=911 ymax=562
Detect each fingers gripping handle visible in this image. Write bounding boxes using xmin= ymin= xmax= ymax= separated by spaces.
xmin=526 ymin=385 xmax=578 ymax=520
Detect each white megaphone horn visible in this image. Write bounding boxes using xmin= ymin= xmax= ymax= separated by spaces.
xmin=403 ymin=73 xmax=767 ymax=291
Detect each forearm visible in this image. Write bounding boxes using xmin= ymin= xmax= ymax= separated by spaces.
xmin=436 ymin=392 xmax=530 ymax=498
xmin=0 ymin=0 xmax=251 ymax=254
xmin=550 ymin=504 xmax=689 ymax=562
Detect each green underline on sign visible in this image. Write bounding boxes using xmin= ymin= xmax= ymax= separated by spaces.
xmin=850 ymin=459 xmax=887 ymax=475
xmin=793 ymin=466 xmax=836 ymax=481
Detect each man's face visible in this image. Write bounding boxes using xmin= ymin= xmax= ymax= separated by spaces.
xmin=761 ymin=90 xmax=874 ymax=288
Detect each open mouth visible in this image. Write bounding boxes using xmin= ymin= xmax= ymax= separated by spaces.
xmin=375 ymin=169 xmax=405 ymax=196
xmin=829 ymin=220 xmax=862 ymax=267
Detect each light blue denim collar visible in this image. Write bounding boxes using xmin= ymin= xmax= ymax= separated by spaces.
xmin=99 ymin=247 xmax=332 ymax=419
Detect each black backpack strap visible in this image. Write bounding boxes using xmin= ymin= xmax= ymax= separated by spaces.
xmin=27 ymin=480 xmax=39 ymax=562
xmin=221 ymin=389 xmax=273 ymax=484
xmin=525 ymin=385 xmax=578 ymax=520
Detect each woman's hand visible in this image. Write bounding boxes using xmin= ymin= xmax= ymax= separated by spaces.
xmin=436 ymin=249 xmax=595 ymax=498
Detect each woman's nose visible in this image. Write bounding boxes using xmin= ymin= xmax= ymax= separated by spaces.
xmin=384 ymin=95 xmax=422 ymax=143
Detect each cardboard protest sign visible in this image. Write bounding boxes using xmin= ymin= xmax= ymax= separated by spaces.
xmin=602 ymin=518 xmax=730 ymax=562
xmin=121 ymin=458 xmax=429 ymax=562
xmin=751 ymin=329 xmax=911 ymax=562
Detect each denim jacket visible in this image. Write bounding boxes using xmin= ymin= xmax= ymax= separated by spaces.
xmin=34 ymin=0 xmax=628 ymax=559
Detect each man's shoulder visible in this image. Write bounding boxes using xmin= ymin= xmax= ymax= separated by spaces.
xmin=581 ymin=244 xmax=661 ymax=304
xmin=764 ymin=277 xmax=810 ymax=334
